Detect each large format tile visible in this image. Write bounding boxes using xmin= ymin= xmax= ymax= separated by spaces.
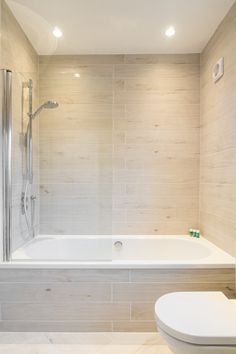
xmin=0 ymin=269 xmax=129 ymax=283
xmin=0 ymin=321 xmax=112 ymax=332
xmin=0 ymin=283 xmax=112 ymax=302
xmin=112 ymin=282 xmax=234 ymax=302
xmin=39 ymin=53 xmax=199 ymax=236
xmin=130 ymin=268 xmax=235 ymax=283
xmin=2 ymin=303 xmax=130 ymax=321
xmin=200 ymin=1 xmax=236 ymax=256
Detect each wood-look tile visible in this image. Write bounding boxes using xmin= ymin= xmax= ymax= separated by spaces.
xmin=114 ymin=89 xmax=199 ymax=105
xmin=125 ymin=183 xmax=199 ymax=197
xmin=0 ymin=321 xmax=112 ymax=332
xmin=0 ymin=269 xmax=129 ymax=283
xmin=200 ymin=2 xmax=236 ymax=256
xmin=113 ymin=195 xmax=199 ymax=209
xmin=131 ymin=303 xmax=155 ymax=321
xmin=130 ymin=268 xmax=235 ymax=283
xmin=113 ymin=167 xmax=199 ymax=184
xmin=115 ymin=77 xmax=199 ymax=91
xmin=112 ymin=282 xmax=235 ymax=302
xmin=114 ymin=63 xmax=199 ymax=79
xmin=112 ymin=321 xmax=157 ymax=332
xmin=2 ymin=303 xmax=130 ymax=321
xmin=114 ymin=143 xmax=199 ymax=159
xmin=40 ymin=91 xmax=113 ymax=104
xmin=0 ymin=283 xmax=111 ymax=302
xmin=110 ymin=221 xmax=199 ymax=235
xmin=124 ymin=54 xmax=200 ymax=64
xmin=40 ymin=219 xmax=113 ymax=235
xmin=39 ymin=55 xmax=124 ymax=65
xmin=38 ymin=53 xmax=199 ymax=236
xmin=126 ymin=208 xmax=199 ymax=224
xmin=40 ymin=64 xmax=114 ymax=77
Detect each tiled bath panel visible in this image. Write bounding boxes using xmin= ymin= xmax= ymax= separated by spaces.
xmin=0 ymin=267 xmax=233 ymax=332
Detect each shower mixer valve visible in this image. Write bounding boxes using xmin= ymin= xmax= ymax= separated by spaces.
xmin=21 ymin=192 xmax=28 ymax=214
xmin=21 ymin=193 xmax=37 ymax=214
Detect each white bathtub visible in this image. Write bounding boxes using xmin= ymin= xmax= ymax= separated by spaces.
xmin=10 ymin=235 xmax=234 ymax=268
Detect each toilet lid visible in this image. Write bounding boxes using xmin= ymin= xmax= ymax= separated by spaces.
xmin=155 ymin=292 xmax=236 ymax=346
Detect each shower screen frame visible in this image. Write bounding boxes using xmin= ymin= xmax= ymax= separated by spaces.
xmin=1 ymin=69 xmax=12 ymax=262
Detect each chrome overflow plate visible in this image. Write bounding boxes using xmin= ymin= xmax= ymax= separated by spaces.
xmin=114 ymin=240 xmax=123 ymax=249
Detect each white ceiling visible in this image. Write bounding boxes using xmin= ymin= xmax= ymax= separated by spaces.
xmin=6 ymin=0 xmax=235 ymax=55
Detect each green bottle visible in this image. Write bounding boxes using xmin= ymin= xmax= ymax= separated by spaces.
xmin=189 ymin=228 xmax=194 ymax=237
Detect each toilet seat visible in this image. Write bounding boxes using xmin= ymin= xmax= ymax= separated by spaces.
xmin=155 ymin=292 xmax=236 ymax=346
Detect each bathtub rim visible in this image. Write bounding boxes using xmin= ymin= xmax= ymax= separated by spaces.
xmin=0 ymin=261 xmax=234 ymax=269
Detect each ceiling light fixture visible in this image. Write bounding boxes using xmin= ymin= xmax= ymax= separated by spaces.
xmin=53 ymin=26 xmax=63 ymax=38
xmin=74 ymin=73 xmax=80 ymax=78
xmin=165 ymin=26 xmax=176 ymax=37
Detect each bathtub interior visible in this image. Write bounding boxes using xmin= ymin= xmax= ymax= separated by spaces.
xmin=10 ymin=235 xmax=235 ymax=267
xmin=12 ymin=235 xmax=113 ymax=262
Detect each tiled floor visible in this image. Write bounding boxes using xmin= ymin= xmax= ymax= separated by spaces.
xmin=0 ymin=332 xmax=172 ymax=354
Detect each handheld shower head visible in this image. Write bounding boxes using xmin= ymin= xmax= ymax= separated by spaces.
xmin=31 ymin=100 xmax=58 ymax=119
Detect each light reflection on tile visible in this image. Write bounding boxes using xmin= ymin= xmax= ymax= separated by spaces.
xmin=0 ymin=344 xmax=172 ymax=354
xmin=0 ymin=333 xmax=172 ymax=354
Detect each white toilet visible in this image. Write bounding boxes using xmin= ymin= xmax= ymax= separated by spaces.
xmin=155 ymin=292 xmax=236 ymax=354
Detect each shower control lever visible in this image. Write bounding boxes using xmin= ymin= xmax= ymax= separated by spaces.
xmin=21 ymin=192 xmax=29 ymax=214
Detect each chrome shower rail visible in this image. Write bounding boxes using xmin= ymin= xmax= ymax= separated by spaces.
xmin=1 ymin=69 xmax=12 ymax=262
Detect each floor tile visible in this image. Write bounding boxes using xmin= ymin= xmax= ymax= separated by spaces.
xmin=0 ymin=332 xmax=172 ymax=354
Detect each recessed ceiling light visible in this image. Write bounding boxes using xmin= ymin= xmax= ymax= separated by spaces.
xmin=53 ymin=27 xmax=63 ymax=38
xmin=165 ymin=26 xmax=176 ymax=37
xmin=74 ymin=73 xmax=80 ymax=78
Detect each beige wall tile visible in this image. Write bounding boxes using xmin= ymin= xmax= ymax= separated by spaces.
xmin=0 ymin=321 xmax=112 ymax=332
xmin=114 ymin=90 xmax=199 ymax=105
xmin=130 ymin=268 xmax=235 ymax=283
xmin=39 ymin=55 xmax=124 ymax=66
xmin=112 ymin=222 xmax=199 ymax=235
xmin=40 ymin=219 xmax=113 ymax=235
xmin=113 ymin=321 xmax=157 ymax=332
xmin=0 ymin=283 xmax=111 ymax=302
xmin=112 ymin=282 xmax=234 ymax=302
xmin=2 ymin=303 xmax=130 ymax=321
xmin=200 ymin=1 xmax=236 ymax=256
xmin=1 ymin=2 xmax=37 ymax=73
xmin=131 ymin=303 xmax=155 ymax=321
xmin=114 ymin=63 xmax=199 ymax=79
xmin=113 ymin=168 xmax=198 ymax=184
xmin=0 ymin=269 xmax=129 ymax=283
xmin=124 ymin=54 xmax=200 ymax=65
xmin=39 ymin=53 xmax=200 ymax=236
